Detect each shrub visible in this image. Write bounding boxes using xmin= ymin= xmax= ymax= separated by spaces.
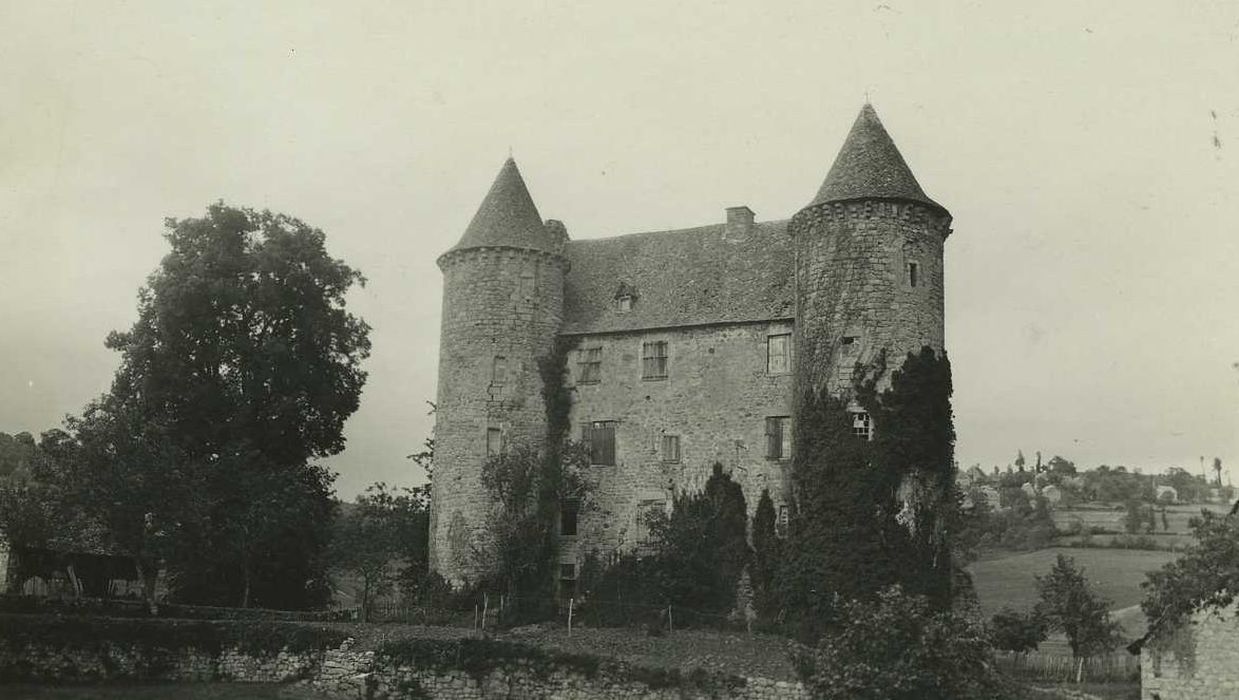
xmin=988 ymin=608 xmax=1048 ymax=652
xmin=794 ymin=586 xmax=1004 ymax=700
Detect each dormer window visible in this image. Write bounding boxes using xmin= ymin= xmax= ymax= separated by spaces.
xmin=614 ymin=282 xmax=638 ymax=313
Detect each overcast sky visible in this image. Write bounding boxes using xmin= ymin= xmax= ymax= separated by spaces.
xmin=2 ymin=1 xmax=1237 ymax=498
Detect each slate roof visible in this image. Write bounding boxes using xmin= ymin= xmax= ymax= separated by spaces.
xmin=808 ymin=104 xmax=945 ymax=212
xmin=447 ymin=158 xmax=561 ymax=255
xmin=561 ymin=220 xmax=795 ymax=335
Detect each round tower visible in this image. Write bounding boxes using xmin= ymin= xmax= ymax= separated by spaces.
xmin=790 ymin=104 xmax=953 ymax=399
xmin=430 ymin=158 xmax=567 ymax=584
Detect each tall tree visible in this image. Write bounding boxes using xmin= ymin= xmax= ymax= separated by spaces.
xmin=1035 ymin=554 xmax=1121 ymax=659
xmin=750 ymin=488 xmax=781 ymax=621
xmin=93 ymin=203 xmax=370 ymax=608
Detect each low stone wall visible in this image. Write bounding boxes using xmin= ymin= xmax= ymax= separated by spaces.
xmin=0 ymin=620 xmax=810 ymax=699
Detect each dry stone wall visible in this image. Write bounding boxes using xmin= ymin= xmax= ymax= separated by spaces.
xmin=1 ymin=633 xmax=810 ymax=699
xmin=1141 ymin=602 xmax=1239 ymax=700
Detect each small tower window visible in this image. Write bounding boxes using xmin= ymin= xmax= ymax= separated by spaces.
xmin=487 ymin=427 xmax=503 ymax=456
xmin=519 ymin=273 xmax=535 ymax=297
xmin=559 ymin=562 xmax=577 ymax=598
xmin=907 ymin=262 xmax=919 ymax=288
xmin=660 ymin=434 xmax=681 ymax=463
xmin=492 ymin=356 xmax=507 ymax=385
xmin=617 ymin=295 xmax=633 ymax=312
xmin=777 ymin=504 xmax=790 ymax=537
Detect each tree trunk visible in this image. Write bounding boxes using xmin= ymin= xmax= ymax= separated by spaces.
xmin=65 ymin=563 xmax=82 ymax=598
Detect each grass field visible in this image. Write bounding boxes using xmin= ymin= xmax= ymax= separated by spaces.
xmin=968 ymin=546 xmax=1177 ymax=618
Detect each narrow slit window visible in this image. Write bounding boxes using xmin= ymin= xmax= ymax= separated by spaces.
xmin=907 ymin=262 xmax=919 ymax=288
xmin=661 ymin=434 xmax=681 ymax=463
xmin=560 ymin=499 xmax=580 ymax=537
xmin=492 ymin=356 xmax=507 ymax=385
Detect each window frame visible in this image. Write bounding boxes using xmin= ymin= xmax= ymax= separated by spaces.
xmin=766 ymin=333 xmax=791 ymax=374
xmin=583 ymin=420 xmax=617 ymax=466
xmin=577 ymin=347 xmax=602 ymax=384
xmin=486 ymin=427 xmax=503 ymax=456
xmin=491 ymin=355 xmax=507 ymax=385
xmin=641 ymin=340 xmax=669 ymax=380
xmin=851 ymin=411 xmax=874 ymax=441
xmin=765 ymin=416 xmax=791 ymax=460
xmin=660 ymin=434 xmax=681 ymax=463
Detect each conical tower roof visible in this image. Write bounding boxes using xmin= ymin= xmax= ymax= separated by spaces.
xmin=807 ymin=104 xmax=945 ymax=212
xmin=448 ymin=158 xmax=559 ymax=254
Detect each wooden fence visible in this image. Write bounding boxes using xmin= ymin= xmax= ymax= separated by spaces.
xmin=994 ymin=650 xmax=1140 ymax=683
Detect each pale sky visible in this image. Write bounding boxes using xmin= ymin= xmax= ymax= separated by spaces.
xmin=2 ymin=1 xmax=1237 ymax=498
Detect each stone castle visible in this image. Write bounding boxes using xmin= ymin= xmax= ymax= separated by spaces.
xmin=429 ymin=104 xmax=953 ymax=586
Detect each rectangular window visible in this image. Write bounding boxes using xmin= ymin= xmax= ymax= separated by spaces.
xmin=660 ymin=434 xmax=681 ymax=463
xmin=578 ymin=347 xmax=602 ymax=384
xmin=486 ymin=427 xmax=502 ymax=456
xmin=841 ymin=335 xmax=857 ymax=346
xmin=851 ymin=411 xmax=873 ymax=440
xmin=642 ymin=341 xmax=668 ymax=379
xmin=767 ymin=334 xmax=790 ymax=374
xmin=587 ymin=420 xmax=617 ymax=465
xmin=560 ymin=499 xmax=580 ymax=537
xmin=765 ymin=416 xmax=791 ymax=460
xmin=520 ymin=274 xmax=534 ymax=297
xmin=907 ymin=262 xmax=919 ymax=288
xmin=777 ymin=504 xmax=789 ymax=537
xmin=492 ymin=356 xmax=507 ymax=384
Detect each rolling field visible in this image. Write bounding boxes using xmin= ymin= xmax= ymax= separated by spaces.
xmin=968 ymin=546 xmax=1177 ymax=618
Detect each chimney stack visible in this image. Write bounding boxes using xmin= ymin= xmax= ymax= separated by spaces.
xmin=725 ymin=206 xmax=754 ymax=237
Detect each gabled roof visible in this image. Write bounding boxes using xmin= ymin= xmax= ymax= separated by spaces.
xmin=561 ymin=220 xmax=794 ymax=335
xmin=447 ymin=158 xmax=560 ymax=255
xmin=807 ymin=104 xmax=945 ymax=212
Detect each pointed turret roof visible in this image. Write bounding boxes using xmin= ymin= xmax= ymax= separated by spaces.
xmin=448 ymin=158 xmax=559 ymax=254
xmin=807 ymin=104 xmax=945 ymax=212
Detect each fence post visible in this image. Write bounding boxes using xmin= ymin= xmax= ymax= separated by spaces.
xmin=474 ymin=604 xmax=479 ymax=630
xmin=1075 ymin=657 xmax=1084 ymax=684
xmin=668 ymin=604 xmax=673 ymax=634
xmin=482 ymin=593 xmax=489 ymax=632
xmin=568 ymin=597 xmax=574 ymax=637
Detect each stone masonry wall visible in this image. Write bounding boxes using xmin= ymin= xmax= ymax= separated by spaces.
xmin=791 ymin=199 xmax=950 ymax=398
xmin=1 ymin=636 xmax=810 ymax=700
xmin=1141 ymin=602 xmax=1239 ymax=700
xmin=431 ymin=247 xmax=565 ymax=583
xmin=563 ymin=320 xmax=795 ymax=561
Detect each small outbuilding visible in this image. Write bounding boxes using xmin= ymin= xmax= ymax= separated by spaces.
xmin=1130 ymin=601 xmax=1239 ymax=700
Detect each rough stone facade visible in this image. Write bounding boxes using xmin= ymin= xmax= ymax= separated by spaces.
xmin=1140 ymin=602 xmax=1239 ymax=700
xmin=791 ymin=200 xmax=950 ymax=398
xmin=430 ymin=104 xmax=953 ymax=585
xmin=563 ymin=321 xmax=795 ymax=560
xmin=1 ymin=635 xmax=810 ymax=699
